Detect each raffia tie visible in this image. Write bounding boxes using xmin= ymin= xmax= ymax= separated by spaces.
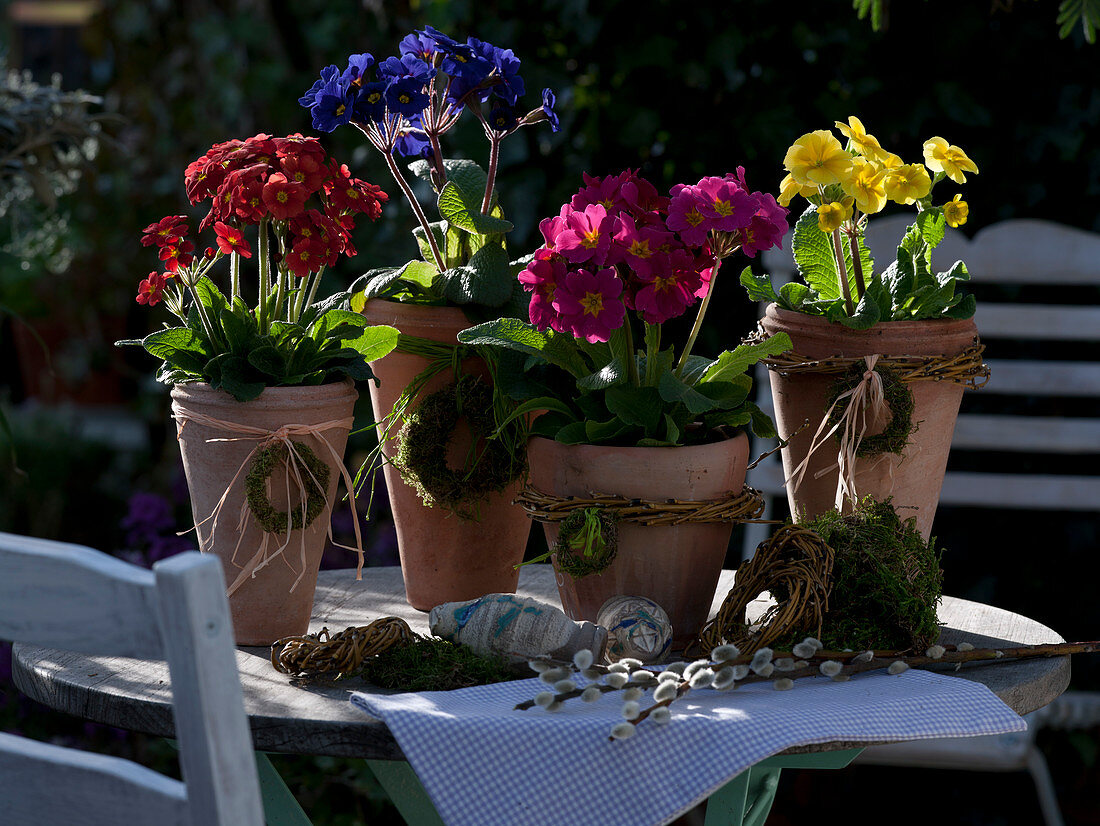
xmin=172 ymin=406 xmax=364 ymax=597
xmin=788 ymin=355 xmax=889 ymax=510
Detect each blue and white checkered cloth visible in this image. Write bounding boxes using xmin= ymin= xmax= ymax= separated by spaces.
xmin=351 ymin=669 xmax=1024 ymax=826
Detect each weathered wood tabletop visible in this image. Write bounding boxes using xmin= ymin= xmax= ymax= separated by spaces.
xmin=13 ymin=565 xmax=1070 ymax=761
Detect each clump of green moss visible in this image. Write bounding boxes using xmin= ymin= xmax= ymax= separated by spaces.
xmin=802 ymin=497 xmax=943 ymax=652
xmin=359 ymin=637 xmax=519 ymax=691
xmin=392 ymin=375 xmax=525 ymax=520
xmin=825 ymin=365 xmax=917 ymax=457
xmin=556 ymin=507 xmax=618 ymax=578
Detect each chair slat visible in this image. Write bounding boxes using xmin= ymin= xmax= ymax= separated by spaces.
xmin=975 ymin=305 xmax=1100 ymax=341
xmin=0 ymin=534 xmax=163 ymax=658
xmin=939 ymin=472 xmax=1100 ymax=510
xmin=982 ymin=360 xmax=1100 ymax=397
xmin=0 ymin=732 xmax=188 ymax=826
xmin=952 ymin=415 xmax=1100 ymax=453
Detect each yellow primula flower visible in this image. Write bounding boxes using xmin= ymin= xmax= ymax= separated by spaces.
xmin=777 ymin=173 xmax=818 ymax=207
xmin=784 ymin=130 xmax=854 ymax=187
xmin=816 ymin=199 xmax=853 ymax=233
xmin=843 ymin=161 xmax=888 ymax=215
xmin=884 ymin=163 xmax=932 ymax=205
xmin=923 ymin=137 xmax=980 ymax=184
xmin=835 ymin=116 xmax=888 ymax=163
xmin=878 ymin=151 xmax=904 ymax=170
xmin=943 ymin=193 xmax=969 ymax=227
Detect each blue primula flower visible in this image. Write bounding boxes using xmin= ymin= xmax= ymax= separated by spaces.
xmin=352 ymin=81 xmax=388 ymax=124
xmin=542 ymin=88 xmax=560 ymax=133
xmin=399 ymin=31 xmax=437 ymax=63
xmin=378 ymin=54 xmax=435 ymax=85
xmin=299 ymin=64 xmax=339 ymax=109
xmin=341 ymin=53 xmax=375 ymax=85
xmin=310 ymin=79 xmax=355 ymax=132
xmin=385 ymin=76 xmax=431 ymax=117
xmin=469 ymin=38 xmax=525 ymax=105
xmin=488 ymin=104 xmax=518 ymax=133
xmin=393 ymin=114 xmax=432 ymax=158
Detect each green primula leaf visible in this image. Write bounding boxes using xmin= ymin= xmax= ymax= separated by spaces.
xmin=657 ymin=371 xmax=720 ymax=415
xmin=247 ymin=345 xmax=285 ymax=377
xmin=310 ymin=308 xmax=365 ymax=341
xmin=554 ymin=420 xmax=591 ymax=445
xmin=193 ymin=275 xmax=229 ymax=317
xmin=437 ymin=181 xmax=513 ymax=235
xmin=412 ymin=221 xmax=449 ymax=265
xmin=214 ymin=354 xmax=266 ymax=402
xmin=700 ymin=333 xmax=793 ymax=383
xmin=792 ymin=206 xmax=849 ymax=301
xmin=679 ymin=355 xmax=716 ymax=385
xmin=585 ymin=417 xmax=633 ymax=443
xmin=748 ymin=403 xmax=778 ymax=439
xmin=343 ymin=323 xmax=400 ymax=361
xmin=577 ymin=359 xmax=625 ymax=390
xmin=438 ymin=242 xmax=513 ymax=307
xmin=605 ymin=385 xmax=663 ymax=432
xmin=219 ymin=306 xmax=254 ymax=355
xmin=142 ymin=327 xmax=210 ymax=374
xmin=694 ymin=377 xmax=751 ymax=409
xmin=916 ymin=209 xmax=946 ymax=252
xmin=408 ymin=158 xmax=489 ymax=201
xmin=739 ymin=265 xmax=781 ymax=305
xmin=779 ymin=281 xmax=810 ymax=310
xmin=943 ymin=293 xmax=977 ymax=319
xmin=458 ymin=318 xmax=590 ymax=378
xmin=835 ymin=289 xmax=883 ymax=330
xmin=703 ymin=408 xmax=752 ymax=431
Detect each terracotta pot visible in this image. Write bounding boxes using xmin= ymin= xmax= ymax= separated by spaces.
xmin=171 ymin=380 xmax=357 ymax=645
xmin=760 ymin=303 xmax=978 ymax=539
xmin=359 ymin=299 xmax=532 ymax=611
xmin=527 ymin=432 xmax=750 ymax=648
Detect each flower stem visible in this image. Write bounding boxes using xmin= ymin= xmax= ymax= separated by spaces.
xmin=675 ymin=257 xmax=723 ymax=376
xmin=257 ymin=217 xmax=271 ymax=334
xmin=644 ymin=322 xmax=661 ymax=386
xmin=623 ymin=317 xmax=640 ymax=387
xmin=481 ymin=133 xmax=501 ymax=215
xmin=382 ymin=148 xmax=446 ymax=272
xmin=847 ymin=227 xmax=866 ymax=301
xmin=230 ymin=251 xmax=241 ymax=302
xmin=831 ymin=227 xmax=855 ymax=315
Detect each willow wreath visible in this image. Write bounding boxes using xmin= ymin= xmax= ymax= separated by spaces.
xmin=825 ymin=364 xmax=916 ymax=457
xmin=245 ymin=441 xmax=331 ymax=534
xmin=393 ymin=374 xmax=525 ymax=518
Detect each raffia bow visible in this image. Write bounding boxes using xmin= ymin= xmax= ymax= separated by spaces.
xmin=172 ymin=406 xmax=364 ymax=597
xmin=787 ymin=354 xmax=891 ymax=510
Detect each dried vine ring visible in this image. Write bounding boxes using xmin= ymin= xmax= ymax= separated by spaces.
xmin=826 ymin=364 xmax=915 ymax=457
xmin=394 ymin=375 xmax=524 ymax=517
xmin=555 ymin=507 xmax=618 ymax=578
xmin=245 ymin=441 xmax=330 ymax=534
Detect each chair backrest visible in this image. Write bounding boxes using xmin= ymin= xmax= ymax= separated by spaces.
xmin=747 ymin=218 xmax=1100 ymax=540
xmin=0 ymin=533 xmax=264 ymax=826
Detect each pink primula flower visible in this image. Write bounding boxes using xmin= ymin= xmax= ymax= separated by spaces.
xmin=695 ymin=176 xmax=755 ymax=232
xmin=570 ymin=170 xmax=633 ymax=214
xmin=539 ymin=204 xmax=572 ymax=250
xmin=613 ymin=214 xmax=674 ymax=278
xmin=551 ymin=266 xmax=626 ymax=343
xmin=517 ymin=249 xmax=567 ymax=332
xmin=738 ymin=192 xmax=789 ymax=258
xmin=555 ymin=204 xmax=617 ymax=266
xmin=666 ymin=185 xmax=712 ymax=246
xmin=631 ymin=249 xmax=702 ymax=324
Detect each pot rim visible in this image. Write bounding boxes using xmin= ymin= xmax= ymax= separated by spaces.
xmin=528 ymin=429 xmax=748 ymax=458
xmin=360 ymin=297 xmax=474 ymax=328
xmin=764 ymin=302 xmax=978 ymax=335
xmin=170 ymin=377 xmax=357 ymax=408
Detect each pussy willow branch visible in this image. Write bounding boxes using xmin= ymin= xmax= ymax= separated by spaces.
xmin=514 ymin=640 xmax=1098 ymax=713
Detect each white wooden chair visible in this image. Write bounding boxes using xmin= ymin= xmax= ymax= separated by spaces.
xmin=744 ymin=218 xmax=1100 ymax=826
xmin=0 ymin=533 xmax=265 ymax=826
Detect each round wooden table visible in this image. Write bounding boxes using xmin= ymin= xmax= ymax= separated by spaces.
xmin=13 ymin=565 xmax=1070 ymax=761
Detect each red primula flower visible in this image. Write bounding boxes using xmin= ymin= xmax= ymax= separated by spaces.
xmin=280 ymin=153 xmax=327 ymax=194
xmin=285 ymin=239 xmax=325 ymax=278
xmin=158 ymin=239 xmax=195 ymax=272
xmin=135 ymin=272 xmax=168 ymax=306
xmin=141 ymin=215 xmax=188 ymax=248
xmin=213 ymin=221 xmax=253 ymax=258
xmin=262 ymin=172 xmax=309 ymax=221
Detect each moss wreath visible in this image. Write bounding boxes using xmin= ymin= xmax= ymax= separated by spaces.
xmin=393 ymin=374 xmax=525 ymax=519
xmin=825 ymin=363 xmax=917 ymax=457
xmin=245 ymin=441 xmax=331 ymax=534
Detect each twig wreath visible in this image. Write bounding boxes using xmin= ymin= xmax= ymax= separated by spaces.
xmin=392 ymin=373 xmax=525 ymax=518
xmin=825 ymin=363 xmax=915 ymax=457
xmin=245 ymin=440 xmax=331 ymax=534
xmin=693 ymin=524 xmax=834 ymax=657
xmin=271 ymin=617 xmax=415 ymax=677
